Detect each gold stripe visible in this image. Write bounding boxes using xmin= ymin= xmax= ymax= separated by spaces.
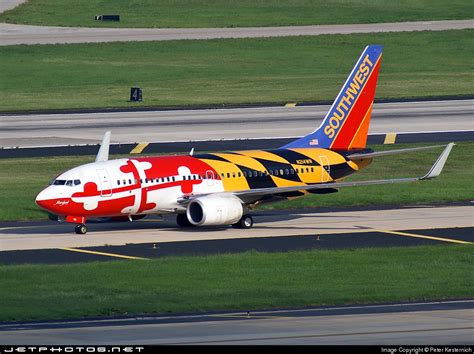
xmin=238 ymin=150 xmax=289 ymax=164
xmin=130 ymin=142 xmax=149 ymax=154
xmin=383 ymin=133 xmax=397 ymax=144
xmin=60 ymin=247 xmax=148 ymax=260
xmin=376 ymin=230 xmax=472 ymax=245
xmin=284 ymin=103 xmax=297 ymax=108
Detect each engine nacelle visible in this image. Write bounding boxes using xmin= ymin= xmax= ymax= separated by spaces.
xmin=186 ymin=195 xmax=244 ymax=226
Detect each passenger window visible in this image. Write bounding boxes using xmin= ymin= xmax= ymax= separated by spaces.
xmin=274 ymin=170 xmax=279 ymax=176
xmin=285 ymin=169 xmax=289 ymax=175
xmin=227 ymin=173 xmax=230 ymax=178
xmin=238 ymin=172 xmax=241 ymax=177
xmin=117 ymin=180 xmax=121 ymax=185
xmin=280 ymin=169 xmax=284 ymax=175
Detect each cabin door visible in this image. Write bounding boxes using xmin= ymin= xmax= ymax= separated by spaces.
xmin=96 ymin=169 xmax=113 ymax=197
xmin=318 ymin=156 xmax=330 ymax=182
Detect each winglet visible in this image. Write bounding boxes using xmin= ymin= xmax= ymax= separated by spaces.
xmin=421 ymin=143 xmax=455 ymax=180
xmin=96 ymin=131 xmax=111 ymax=162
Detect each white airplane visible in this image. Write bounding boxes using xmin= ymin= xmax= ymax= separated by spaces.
xmin=35 ymin=45 xmax=454 ymax=234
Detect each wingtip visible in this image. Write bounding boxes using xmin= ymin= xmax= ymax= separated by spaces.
xmin=422 ymin=142 xmax=455 ymax=180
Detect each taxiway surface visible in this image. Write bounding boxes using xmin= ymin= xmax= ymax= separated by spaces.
xmin=1 ymin=19 xmax=473 ymax=46
xmin=1 ymin=100 xmax=473 ymax=148
xmin=1 ymin=205 xmax=472 ymax=253
xmin=1 ymin=301 xmax=472 ymax=345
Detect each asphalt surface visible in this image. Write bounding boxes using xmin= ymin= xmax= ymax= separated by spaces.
xmin=1 ymin=19 xmax=473 ymax=46
xmin=1 ymin=300 xmax=472 ymax=344
xmin=2 ymin=130 xmax=471 ymax=159
xmin=1 ymin=100 xmax=473 ymax=148
xmin=1 ymin=204 xmax=472 ymax=259
xmin=1 ymin=226 xmax=472 ymax=265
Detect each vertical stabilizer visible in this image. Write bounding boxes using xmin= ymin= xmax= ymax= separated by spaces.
xmin=282 ymin=45 xmax=383 ymax=151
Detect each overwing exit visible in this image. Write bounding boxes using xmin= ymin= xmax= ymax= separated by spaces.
xmin=35 ymin=45 xmax=455 ymax=234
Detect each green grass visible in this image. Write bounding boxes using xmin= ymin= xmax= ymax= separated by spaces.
xmin=0 ymin=0 xmax=472 ymax=28
xmin=1 ymin=245 xmax=472 ymax=321
xmin=0 ymin=142 xmax=473 ymax=222
xmin=0 ymin=30 xmax=473 ymax=112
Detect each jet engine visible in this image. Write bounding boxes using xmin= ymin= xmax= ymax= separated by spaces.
xmin=186 ymin=195 xmax=244 ymax=226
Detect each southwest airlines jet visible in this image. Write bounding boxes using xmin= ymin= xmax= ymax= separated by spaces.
xmin=36 ymin=45 xmax=454 ymax=234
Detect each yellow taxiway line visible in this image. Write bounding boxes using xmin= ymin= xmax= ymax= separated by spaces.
xmin=383 ymin=133 xmax=397 ymax=144
xmin=130 ymin=142 xmax=150 ymax=154
xmin=60 ymin=247 xmax=148 ymax=260
xmin=377 ymin=229 xmax=472 ymax=245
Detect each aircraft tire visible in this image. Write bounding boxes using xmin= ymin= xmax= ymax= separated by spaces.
xmin=232 ymin=215 xmax=253 ymax=229
xmin=75 ymin=224 xmax=88 ymax=235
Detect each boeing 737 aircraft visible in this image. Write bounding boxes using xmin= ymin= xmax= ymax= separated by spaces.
xmin=35 ymin=45 xmax=454 ymax=234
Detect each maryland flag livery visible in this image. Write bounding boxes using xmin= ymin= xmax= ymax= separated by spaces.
xmin=36 ymin=46 xmax=454 ymax=234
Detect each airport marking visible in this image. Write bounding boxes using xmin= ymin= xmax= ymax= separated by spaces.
xmin=130 ymin=142 xmax=149 ymax=154
xmin=377 ymin=229 xmax=472 ymax=244
xmin=60 ymin=247 xmax=148 ymax=260
xmin=284 ymin=102 xmax=297 ymax=108
xmin=383 ymin=133 xmax=397 ymax=144
xmin=210 ymin=313 xmax=291 ymax=320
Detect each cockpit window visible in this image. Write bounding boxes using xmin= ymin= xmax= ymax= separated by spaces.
xmin=51 ymin=179 xmax=81 ymax=186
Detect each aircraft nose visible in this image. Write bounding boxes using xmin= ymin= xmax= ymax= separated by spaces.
xmin=35 ymin=189 xmax=49 ymax=210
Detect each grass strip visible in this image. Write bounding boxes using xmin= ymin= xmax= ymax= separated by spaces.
xmin=0 ymin=30 xmax=473 ymax=112
xmin=0 ymin=0 xmax=472 ymax=28
xmin=0 ymin=245 xmax=472 ymax=322
xmin=0 ymin=142 xmax=472 ymax=222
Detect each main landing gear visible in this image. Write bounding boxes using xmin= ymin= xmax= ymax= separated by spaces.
xmin=75 ymin=224 xmax=88 ymax=235
xmin=176 ymin=213 xmax=194 ymax=227
xmin=232 ymin=215 xmax=253 ymax=229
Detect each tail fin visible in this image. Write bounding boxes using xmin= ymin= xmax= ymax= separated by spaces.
xmin=282 ymin=45 xmax=383 ymax=151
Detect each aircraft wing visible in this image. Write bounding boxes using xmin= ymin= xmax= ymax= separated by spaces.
xmin=232 ymin=142 xmax=454 ymax=203
xmin=346 ymin=144 xmax=448 ymax=160
xmin=178 ymin=143 xmax=454 ymax=205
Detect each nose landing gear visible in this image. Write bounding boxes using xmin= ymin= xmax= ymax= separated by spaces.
xmin=75 ymin=224 xmax=88 ymax=235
